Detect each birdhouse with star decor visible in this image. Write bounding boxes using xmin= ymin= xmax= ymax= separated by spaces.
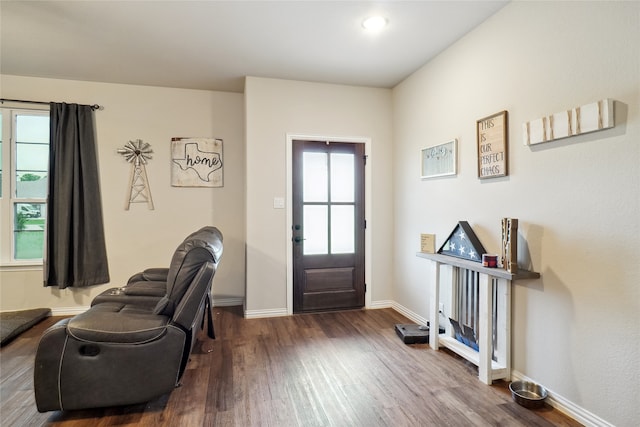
xmin=437 ymin=221 xmax=487 ymax=263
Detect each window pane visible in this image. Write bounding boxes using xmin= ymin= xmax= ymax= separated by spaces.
xmin=0 ymin=112 xmax=3 ymax=198
xmin=331 ymin=205 xmax=355 ymax=254
xmin=14 ymin=202 xmax=46 ymax=260
xmin=330 ymin=153 xmax=354 ymax=202
xmin=15 ymin=169 xmax=48 ymax=198
xmin=15 ymin=113 xmax=49 ymax=198
xmin=16 ymin=114 xmax=49 ymax=143
xmin=16 ymin=143 xmax=48 ymax=171
xmin=303 ymin=152 xmax=328 ymax=202
xmin=303 ymin=205 xmax=328 ymax=255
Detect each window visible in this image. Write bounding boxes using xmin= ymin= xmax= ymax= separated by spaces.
xmin=0 ymin=108 xmax=50 ymax=265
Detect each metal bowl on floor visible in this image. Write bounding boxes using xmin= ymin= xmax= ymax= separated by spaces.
xmin=509 ymin=380 xmax=548 ymax=409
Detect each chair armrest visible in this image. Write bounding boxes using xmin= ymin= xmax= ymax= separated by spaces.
xmin=67 ymin=303 xmax=170 ymax=344
xmin=90 ymin=281 xmax=166 ymax=307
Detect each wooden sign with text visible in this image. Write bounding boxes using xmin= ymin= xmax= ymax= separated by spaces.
xmin=420 ymin=234 xmax=435 ymax=253
xmin=477 ymin=111 xmax=508 ymax=179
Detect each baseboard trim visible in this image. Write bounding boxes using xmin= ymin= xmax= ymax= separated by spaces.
xmin=368 ymin=299 xmax=393 ymax=309
xmin=212 ymin=297 xmax=244 ymax=307
xmin=389 ymin=301 xmax=429 ymax=326
xmin=244 ymin=299 xmax=402 ymax=319
xmin=244 ymin=307 xmax=288 ymax=319
xmin=510 ymin=371 xmax=612 ymax=427
xmin=50 ymin=306 xmax=88 ymax=316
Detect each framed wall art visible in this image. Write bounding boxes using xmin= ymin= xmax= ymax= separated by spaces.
xmin=523 ymin=98 xmax=614 ymax=146
xmin=477 ymin=110 xmax=508 ymax=179
xmin=421 ymin=139 xmax=457 ymax=179
xmin=171 ymin=137 xmax=223 ymax=187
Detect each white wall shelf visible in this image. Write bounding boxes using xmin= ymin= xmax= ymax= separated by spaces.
xmin=416 ymin=252 xmax=540 ymax=384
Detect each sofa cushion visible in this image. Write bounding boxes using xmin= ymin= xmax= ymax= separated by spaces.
xmin=67 ymin=303 xmax=170 ymax=344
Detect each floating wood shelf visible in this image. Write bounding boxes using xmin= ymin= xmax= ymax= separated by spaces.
xmin=416 ymin=252 xmax=540 ymax=384
xmin=416 ymin=252 xmax=540 ymax=280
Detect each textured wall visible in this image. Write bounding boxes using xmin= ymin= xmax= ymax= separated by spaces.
xmin=392 ymin=2 xmax=639 ymax=426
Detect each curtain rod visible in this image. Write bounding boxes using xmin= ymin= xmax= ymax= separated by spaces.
xmin=0 ymin=98 xmax=102 ymax=111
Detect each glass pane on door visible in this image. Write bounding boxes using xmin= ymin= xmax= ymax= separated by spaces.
xmin=331 ymin=205 xmax=354 ymax=254
xmin=330 ymin=153 xmax=354 ymax=202
xmin=303 ymin=152 xmax=327 ymax=202
xmin=303 ymin=205 xmax=328 ymax=255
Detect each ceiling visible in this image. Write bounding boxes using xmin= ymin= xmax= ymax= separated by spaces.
xmin=1 ymin=1 xmax=507 ymax=93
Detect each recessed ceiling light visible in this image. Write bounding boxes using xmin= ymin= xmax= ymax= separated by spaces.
xmin=362 ymin=16 xmax=387 ymax=32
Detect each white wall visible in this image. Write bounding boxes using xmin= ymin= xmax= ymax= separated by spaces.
xmin=244 ymin=77 xmax=394 ymax=315
xmin=392 ymin=2 xmax=639 ymax=426
xmin=0 ymin=75 xmax=246 ymax=311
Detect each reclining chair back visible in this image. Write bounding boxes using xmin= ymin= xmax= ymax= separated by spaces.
xmin=153 ymin=226 xmax=223 ymax=323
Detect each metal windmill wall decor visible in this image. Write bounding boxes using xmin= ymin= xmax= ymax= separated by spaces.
xmin=117 ymin=139 xmax=154 ymax=210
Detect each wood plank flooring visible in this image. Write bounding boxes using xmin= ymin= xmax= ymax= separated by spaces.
xmin=0 ymin=306 xmax=581 ymax=426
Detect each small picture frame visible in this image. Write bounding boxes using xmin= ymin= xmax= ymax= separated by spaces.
xmin=477 ymin=110 xmax=508 ymax=179
xmin=420 ymin=233 xmax=436 ymax=253
xmin=421 ymin=139 xmax=457 ymax=179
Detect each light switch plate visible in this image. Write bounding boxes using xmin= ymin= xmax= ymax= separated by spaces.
xmin=273 ymin=197 xmax=285 ymax=209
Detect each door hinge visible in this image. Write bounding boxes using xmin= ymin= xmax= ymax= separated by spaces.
xmin=363 ymin=155 xmax=368 ymax=165
xmin=364 ymin=219 xmax=367 ymax=229
xmin=364 ymin=283 xmax=367 ymax=293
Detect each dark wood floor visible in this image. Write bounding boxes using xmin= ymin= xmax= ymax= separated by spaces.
xmin=0 ymin=306 xmax=581 ymax=427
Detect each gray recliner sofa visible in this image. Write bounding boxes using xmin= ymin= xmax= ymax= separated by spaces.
xmin=33 ymin=226 xmax=223 ymax=412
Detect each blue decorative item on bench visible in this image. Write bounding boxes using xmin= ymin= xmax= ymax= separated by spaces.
xmin=449 ymin=318 xmax=479 ymax=351
xmin=438 ymin=221 xmax=486 ymax=263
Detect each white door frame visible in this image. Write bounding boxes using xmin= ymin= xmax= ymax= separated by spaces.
xmin=286 ymin=134 xmax=372 ymax=315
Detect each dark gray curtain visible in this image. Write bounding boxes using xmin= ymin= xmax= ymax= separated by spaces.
xmin=44 ymin=103 xmax=110 ymax=288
